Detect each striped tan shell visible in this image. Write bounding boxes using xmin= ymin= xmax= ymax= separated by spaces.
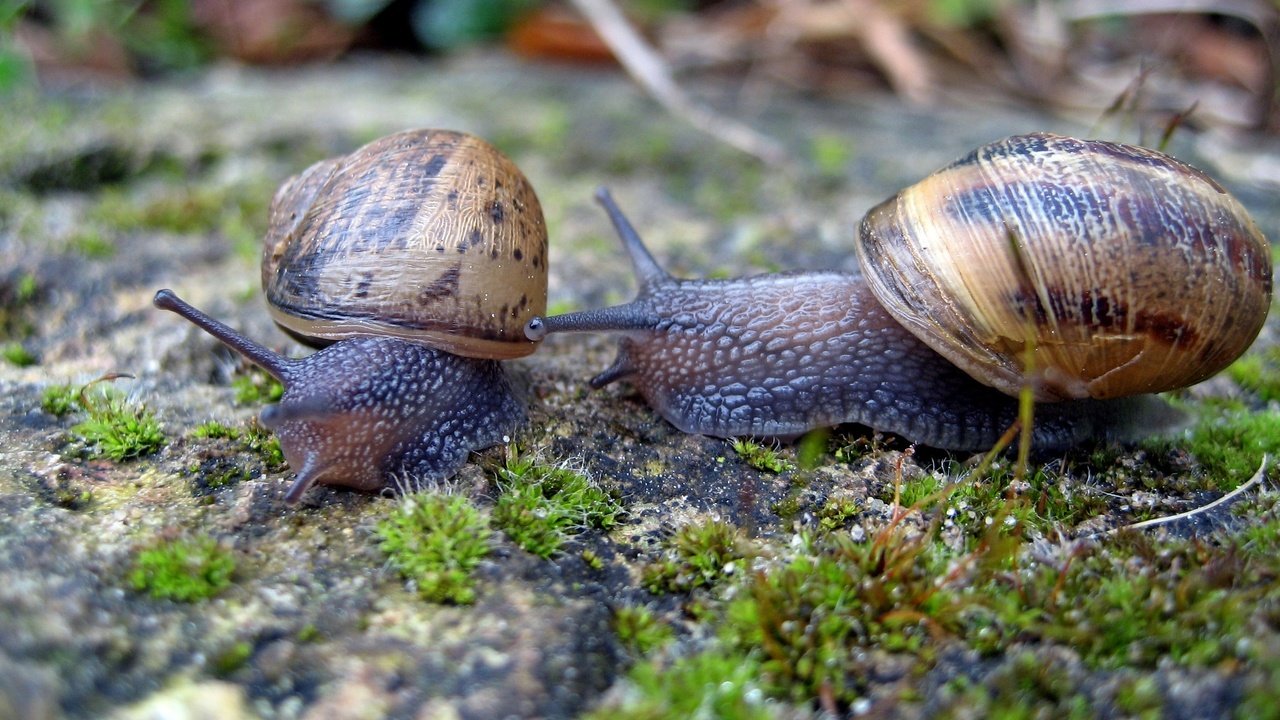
xmin=857 ymin=132 xmax=1272 ymax=401
xmin=262 ymin=129 xmax=548 ymax=360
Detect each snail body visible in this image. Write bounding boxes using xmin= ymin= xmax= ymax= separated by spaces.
xmin=156 ymin=129 xmax=547 ymax=503
xmin=527 ymin=134 xmax=1271 ymax=450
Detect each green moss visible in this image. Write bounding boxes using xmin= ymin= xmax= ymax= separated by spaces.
xmin=492 ymin=454 xmax=622 ymax=559
xmin=2 ymin=340 xmax=35 ymax=366
xmin=231 ymin=370 xmax=285 ymax=405
xmin=211 ymin=641 xmax=253 ymax=676
xmin=642 ymin=519 xmax=752 ymax=594
xmin=928 ymin=461 xmax=1109 ymax=539
xmin=795 ymin=428 xmax=832 ymax=469
xmin=581 ymin=548 xmax=604 ymax=570
xmin=967 ymin=530 xmax=1277 ymax=671
xmin=0 ymin=269 xmax=39 ymax=340
xmin=376 ymin=493 xmax=491 ymax=605
xmin=191 ymin=456 xmax=251 ymax=490
xmin=190 ymin=420 xmax=239 ymax=440
xmin=68 ymin=229 xmax=115 ymax=258
xmin=1186 ymin=407 xmax=1280 ymax=489
xmin=1227 ymin=347 xmax=1280 ymax=402
xmin=808 ymin=134 xmax=852 ymax=177
xmin=41 ymin=383 xmax=78 ymax=416
xmin=816 ymin=497 xmax=859 ymax=533
xmin=586 ymin=646 xmax=776 ymax=720
xmin=129 ymin=535 xmax=236 ymax=602
xmin=614 ymin=605 xmax=674 ymax=656
xmin=1112 ymin=675 xmax=1163 ymax=717
xmin=770 ymin=493 xmax=803 ymax=520
xmin=241 ymin=420 xmax=285 ymax=469
xmin=721 ymin=529 xmax=955 ymax=705
xmin=935 ymin=651 xmax=1094 ymax=720
xmin=71 ymin=386 xmax=166 ymax=461
xmin=731 ymin=438 xmax=795 ymax=473
xmin=896 ymin=473 xmax=943 ymax=507
xmin=1237 ymin=643 xmax=1280 ymax=720
xmin=188 ymin=418 xmax=284 ymax=470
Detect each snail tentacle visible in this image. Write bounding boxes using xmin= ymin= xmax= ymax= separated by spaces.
xmin=154 ymin=289 xmax=296 ymax=382
xmin=595 ymin=187 xmax=669 ymax=287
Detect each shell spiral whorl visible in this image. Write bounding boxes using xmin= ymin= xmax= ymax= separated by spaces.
xmin=262 ymin=129 xmax=548 ymax=360
xmin=858 ymin=132 xmax=1272 ymax=401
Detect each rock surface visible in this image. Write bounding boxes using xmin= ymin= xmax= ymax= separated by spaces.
xmin=1 ymin=53 xmax=1277 ymax=719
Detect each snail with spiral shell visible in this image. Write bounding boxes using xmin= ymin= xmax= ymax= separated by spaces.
xmin=526 ymin=133 xmax=1272 ymax=449
xmin=156 ymin=129 xmax=547 ymax=503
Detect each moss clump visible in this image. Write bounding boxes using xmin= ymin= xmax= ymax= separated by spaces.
xmin=722 ymin=528 xmax=957 ymax=705
xmin=731 ymin=438 xmax=795 ymax=473
xmin=231 ymin=369 xmax=285 ymax=405
xmin=1227 ymin=347 xmax=1280 ymax=402
xmin=376 ymin=493 xmax=491 ymax=605
xmin=2 ymin=340 xmax=35 ymax=366
xmin=188 ymin=418 xmax=285 ymax=470
xmin=492 ymin=455 xmax=622 ymax=559
xmin=71 ymin=385 xmax=165 ymax=461
xmin=642 ymin=519 xmax=753 ymax=594
xmin=1185 ymin=407 xmax=1280 ymax=489
xmin=0 ymin=270 xmax=40 ymax=340
xmin=41 ymin=383 xmax=79 ymax=416
xmin=940 ymin=461 xmax=1108 ymax=539
xmin=586 ymin=646 xmax=776 ymax=720
xmin=986 ymin=533 xmax=1272 ymax=670
xmin=211 ymin=641 xmax=253 ymax=676
xmin=935 ymin=652 xmax=1094 ymax=719
xmin=129 ymin=535 xmax=236 ymax=602
xmin=808 ymin=134 xmax=852 ymax=178
xmin=614 ymin=605 xmax=674 ymax=656
xmin=816 ymin=496 xmax=859 ymax=533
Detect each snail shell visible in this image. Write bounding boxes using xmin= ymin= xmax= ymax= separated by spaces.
xmin=262 ymin=129 xmax=548 ymax=359
xmin=858 ymin=132 xmax=1272 ymax=401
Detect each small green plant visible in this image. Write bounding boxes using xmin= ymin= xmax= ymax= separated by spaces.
xmin=190 ymin=420 xmax=239 ymax=439
xmin=642 ymin=518 xmax=752 ymax=594
xmin=585 ymin=646 xmax=776 ymax=720
xmin=614 ymin=605 xmax=674 ymax=656
xmin=129 ymin=535 xmax=236 ymax=602
xmin=2 ymin=340 xmax=35 ymax=366
xmin=816 ymin=496 xmax=859 ymax=533
xmin=1186 ymin=407 xmax=1280 ymax=489
xmin=896 ymin=473 xmax=943 ymax=507
xmin=41 ymin=383 xmax=79 ymax=416
xmin=71 ymin=384 xmax=165 ymax=461
xmin=376 ymin=493 xmax=492 ymax=605
xmin=211 ymin=641 xmax=253 ymax=676
xmin=188 ymin=419 xmax=285 ymax=470
xmin=1228 ymin=347 xmax=1280 ymax=402
xmin=808 ymin=134 xmax=852 ymax=177
xmin=241 ymin=420 xmax=285 ymax=469
xmin=492 ymin=454 xmax=622 ymax=558
xmin=232 ymin=369 xmax=284 ymax=405
xmin=731 ymin=438 xmax=795 ymax=473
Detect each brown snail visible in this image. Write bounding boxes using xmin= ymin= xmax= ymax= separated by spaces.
xmin=156 ymin=129 xmax=547 ymax=503
xmin=525 ymin=133 xmax=1272 ymax=450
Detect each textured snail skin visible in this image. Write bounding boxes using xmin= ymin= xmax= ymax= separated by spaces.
xmin=154 ymin=290 xmax=523 ymax=503
xmin=525 ymin=189 xmax=1181 ymax=451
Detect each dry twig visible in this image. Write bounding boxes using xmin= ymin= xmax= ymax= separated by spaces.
xmin=568 ymin=0 xmax=789 ymax=166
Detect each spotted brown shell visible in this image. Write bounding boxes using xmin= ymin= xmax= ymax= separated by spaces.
xmin=858 ymin=132 xmax=1272 ymax=401
xmin=262 ymin=129 xmax=548 ymax=359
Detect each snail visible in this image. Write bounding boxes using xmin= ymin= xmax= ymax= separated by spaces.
xmin=525 ymin=133 xmax=1272 ymax=450
xmin=155 ymin=129 xmax=547 ymax=503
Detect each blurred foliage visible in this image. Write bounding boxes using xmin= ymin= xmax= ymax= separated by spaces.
xmin=0 ymin=0 xmax=703 ymax=93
